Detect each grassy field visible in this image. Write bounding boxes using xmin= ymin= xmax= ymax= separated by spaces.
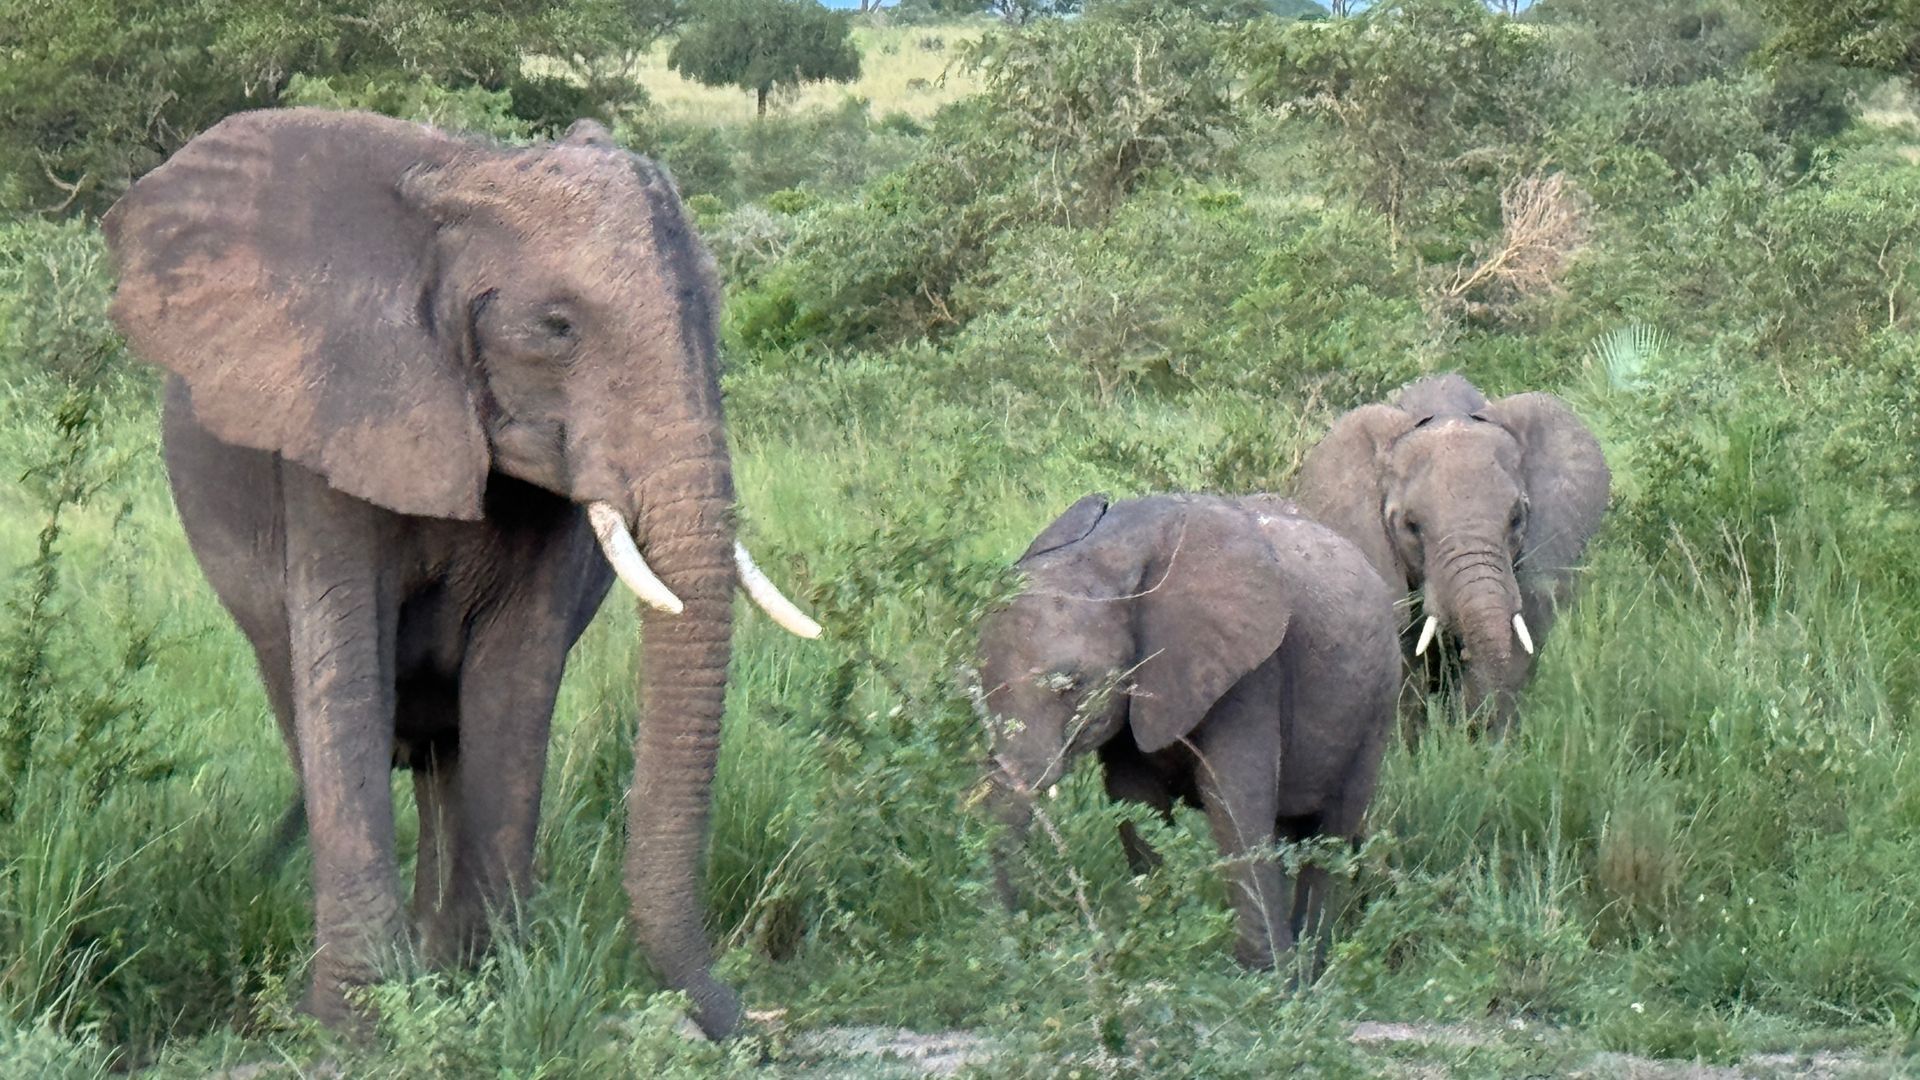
xmin=5 ymin=6 xmax=1920 ymax=1077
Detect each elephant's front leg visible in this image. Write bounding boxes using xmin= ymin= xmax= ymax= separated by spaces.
xmin=433 ymin=606 xmax=569 ymax=961
xmin=283 ymin=475 xmax=406 ymax=1027
xmin=1191 ymin=675 xmax=1290 ymax=971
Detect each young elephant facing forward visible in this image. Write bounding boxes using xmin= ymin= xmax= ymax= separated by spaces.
xmin=977 ymin=493 xmax=1401 ymax=972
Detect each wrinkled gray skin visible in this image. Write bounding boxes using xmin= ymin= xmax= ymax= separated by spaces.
xmin=104 ymin=110 xmax=747 ymax=1037
xmin=977 ymin=494 xmax=1401 ymax=972
xmin=1294 ymin=374 xmax=1610 ymax=739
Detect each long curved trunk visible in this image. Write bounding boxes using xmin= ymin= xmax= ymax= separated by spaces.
xmin=622 ymin=445 xmax=741 ymax=1038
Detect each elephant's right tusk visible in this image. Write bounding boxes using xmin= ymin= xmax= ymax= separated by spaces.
xmin=1414 ymin=615 xmax=1440 ymax=657
xmin=1513 ymin=613 xmax=1535 ymax=655
xmin=587 ymin=502 xmax=684 ymax=615
xmin=735 ymin=542 xmax=823 ymax=639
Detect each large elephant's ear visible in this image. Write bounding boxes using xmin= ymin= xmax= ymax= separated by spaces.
xmin=103 ymin=108 xmax=490 ymax=520
xmin=1292 ymin=404 xmax=1415 ymax=587
xmin=1128 ymin=502 xmax=1293 ymax=753
xmin=1019 ymin=493 xmax=1110 ymax=563
xmin=1483 ymin=392 xmax=1610 ymax=591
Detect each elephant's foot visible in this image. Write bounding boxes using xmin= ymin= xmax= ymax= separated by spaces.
xmin=300 ymin=915 xmax=413 ymax=1039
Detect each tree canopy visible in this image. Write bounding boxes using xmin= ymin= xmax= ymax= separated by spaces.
xmin=668 ymin=0 xmax=862 ymax=115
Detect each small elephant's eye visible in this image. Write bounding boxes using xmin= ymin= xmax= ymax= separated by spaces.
xmin=1508 ymin=506 xmax=1526 ymax=532
xmin=1403 ymin=518 xmax=1421 ymax=538
xmin=539 ymin=312 xmax=575 ymax=340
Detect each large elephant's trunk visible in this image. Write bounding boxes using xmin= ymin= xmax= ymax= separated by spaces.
xmin=1430 ymin=537 xmax=1527 ymax=736
xmin=623 ymin=443 xmax=741 ymax=1038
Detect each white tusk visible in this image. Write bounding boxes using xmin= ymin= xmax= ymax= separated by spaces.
xmin=587 ymin=502 xmax=684 ymax=615
xmin=1513 ymin=613 xmax=1535 ymax=655
xmin=1045 ymin=784 xmax=1059 ymax=801
xmin=1414 ymin=615 xmax=1440 ymax=657
xmin=734 ymin=542 xmax=823 ymax=639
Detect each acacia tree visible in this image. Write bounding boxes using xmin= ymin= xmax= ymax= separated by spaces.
xmin=668 ymin=0 xmax=862 ymax=116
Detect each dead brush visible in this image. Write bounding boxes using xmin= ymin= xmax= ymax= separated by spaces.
xmin=1440 ymin=170 xmax=1593 ymax=319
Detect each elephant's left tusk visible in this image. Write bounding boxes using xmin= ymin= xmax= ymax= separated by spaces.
xmin=735 ymin=542 xmax=823 ymax=639
xmin=1513 ymin=613 xmax=1535 ymax=655
xmin=588 ymin=502 xmax=684 ymax=615
xmin=1414 ymin=615 xmax=1440 ymax=657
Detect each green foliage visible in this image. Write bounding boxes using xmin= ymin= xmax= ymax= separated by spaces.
xmin=668 ymin=0 xmax=862 ymax=115
xmin=1756 ymin=0 xmax=1920 ymax=87
xmin=280 ymin=74 xmax=536 ymax=141
xmin=0 ymin=0 xmax=652 ymax=214
xmin=1540 ymin=0 xmax=1764 ymax=90
xmin=729 ymin=4 xmax=1239 ymax=352
xmin=1240 ymin=0 xmax=1560 ymax=240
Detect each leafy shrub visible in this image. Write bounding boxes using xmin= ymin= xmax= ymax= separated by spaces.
xmin=280 ymin=74 xmax=535 ymax=141
xmin=730 ymin=4 xmax=1241 ymax=353
xmin=1239 ymin=0 xmax=1560 ymax=243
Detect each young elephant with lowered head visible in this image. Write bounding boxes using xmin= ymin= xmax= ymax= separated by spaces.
xmin=975 ymin=493 xmax=1401 ymax=974
xmin=1293 ymin=374 xmax=1610 ymax=739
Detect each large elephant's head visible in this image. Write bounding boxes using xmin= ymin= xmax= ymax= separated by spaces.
xmin=102 ymin=108 xmax=816 ymax=1037
xmin=976 ymin=495 xmax=1294 ymax=822
xmin=1294 ymin=374 xmax=1608 ymax=733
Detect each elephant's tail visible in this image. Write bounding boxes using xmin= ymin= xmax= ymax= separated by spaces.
xmin=254 ymin=794 xmax=307 ymax=876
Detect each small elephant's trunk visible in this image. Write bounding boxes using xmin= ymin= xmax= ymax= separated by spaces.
xmin=986 ymin=772 xmax=1037 ymax=910
xmin=1433 ymin=537 xmax=1528 ymax=735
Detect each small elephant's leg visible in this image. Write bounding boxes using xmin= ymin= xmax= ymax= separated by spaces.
xmin=1192 ymin=674 xmax=1289 ymax=971
xmin=282 ymin=475 xmax=406 ymax=1028
xmin=1278 ymin=815 xmax=1335 ymax=983
xmin=1098 ymin=742 xmax=1175 ymax=875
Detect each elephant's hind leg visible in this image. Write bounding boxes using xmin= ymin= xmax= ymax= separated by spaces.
xmin=1193 ymin=667 xmax=1290 ymax=971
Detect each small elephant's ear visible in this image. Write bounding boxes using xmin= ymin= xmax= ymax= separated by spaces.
xmin=1019 ymin=493 xmax=1110 ymax=563
xmin=1483 ymin=392 xmax=1610 ymax=592
xmin=1292 ymin=404 xmax=1415 ymax=587
xmin=104 ymin=108 xmax=490 ymax=520
xmin=1128 ymin=502 xmax=1294 ymax=753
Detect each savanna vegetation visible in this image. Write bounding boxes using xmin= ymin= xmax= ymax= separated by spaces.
xmin=3 ymin=0 xmax=1919 ymax=1074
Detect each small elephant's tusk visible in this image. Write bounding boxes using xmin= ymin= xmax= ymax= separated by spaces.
xmin=587 ymin=502 xmax=684 ymax=615
xmin=1513 ymin=613 xmax=1535 ymax=655
xmin=735 ymin=542 xmax=823 ymax=639
xmin=1414 ymin=615 xmax=1440 ymax=657
xmin=1045 ymin=784 xmax=1059 ymax=800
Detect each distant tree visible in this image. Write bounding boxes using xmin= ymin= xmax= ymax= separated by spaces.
xmin=990 ymin=0 xmax=1081 ymax=22
xmin=669 ymin=0 xmax=862 ymax=116
xmin=541 ymin=0 xmax=689 ymax=107
xmin=1754 ymin=0 xmax=1920 ymax=87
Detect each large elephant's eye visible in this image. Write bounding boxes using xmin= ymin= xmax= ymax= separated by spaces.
xmin=1402 ymin=517 xmax=1421 ymax=539
xmin=539 ymin=312 xmax=575 ymax=340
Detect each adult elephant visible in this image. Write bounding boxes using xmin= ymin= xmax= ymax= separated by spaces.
xmin=977 ymin=494 xmax=1400 ymax=972
xmin=102 ymin=108 xmax=820 ymax=1038
xmin=1294 ymin=374 xmax=1609 ymax=738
